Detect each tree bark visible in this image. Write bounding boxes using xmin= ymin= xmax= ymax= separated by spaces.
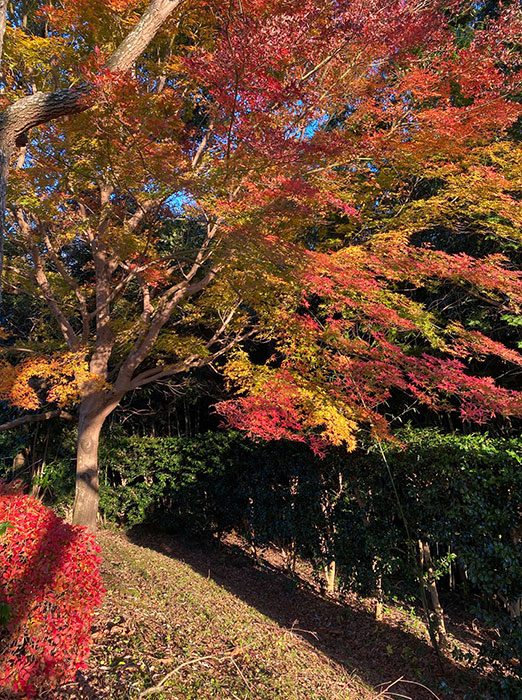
xmin=106 ymin=0 xmax=184 ymax=75
xmin=72 ymin=393 xmax=120 ymax=531
xmin=419 ymin=539 xmax=447 ymax=646
xmin=0 ymin=134 xmax=12 ymax=309
xmin=325 ymin=559 xmax=336 ymax=594
xmin=0 ymin=0 xmax=7 ymax=65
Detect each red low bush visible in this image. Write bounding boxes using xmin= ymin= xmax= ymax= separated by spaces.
xmin=0 ymin=481 xmax=104 ymax=696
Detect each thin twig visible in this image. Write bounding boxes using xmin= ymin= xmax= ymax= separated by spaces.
xmin=138 ymin=654 xmax=225 ymax=698
xmin=230 ymin=657 xmax=253 ymax=694
xmin=138 ymin=643 xmax=255 ymax=699
xmin=374 ymin=676 xmax=442 ymax=700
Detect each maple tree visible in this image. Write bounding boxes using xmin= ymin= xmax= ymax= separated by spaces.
xmin=0 ymin=0 xmax=521 ymax=530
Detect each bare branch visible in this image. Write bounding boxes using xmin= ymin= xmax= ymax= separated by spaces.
xmin=204 ymin=300 xmax=242 ymax=349
xmin=0 ymin=410 xmax=74 ymax=433
xmin=125 ymin=198 xmax=164 ymax=233
xmin=130 ymin=328 xmax=254 ymax=390
xmin=138 ymin=653 xmax=232 ymax=700
xmin=107 ymin=0 xmax=184 ymax=75
xmin=130 ymin=355 xmax=201 ymax=389
xmin=115 ymin=266 xmax=219 ymax=390
xmin=191 ymin=121 xmax=214 ymax=170
xmin=165 ymin=218 xmax=220 ymax=280
xmin=42 ymin=232 xmax=90 ymax=343
xmin=1 ymin=85 xmax=92 ymax=143
xmin=15 ymin=211 xmax=80 ymax=349
xmin=139 ymin=276 xmax=154 ymax=323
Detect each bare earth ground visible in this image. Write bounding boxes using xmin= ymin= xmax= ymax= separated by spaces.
xmin=48 ymin=529 xmax=488 ymax=700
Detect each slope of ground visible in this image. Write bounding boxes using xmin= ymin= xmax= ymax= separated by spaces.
xmin=51 ymin=530 xmax=484 ymax=700
xmin=53 ymin=531 xmax=376 ymax=700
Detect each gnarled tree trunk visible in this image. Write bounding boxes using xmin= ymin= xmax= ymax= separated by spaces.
xmin=72 ymin=393 xmax=120 ymax=531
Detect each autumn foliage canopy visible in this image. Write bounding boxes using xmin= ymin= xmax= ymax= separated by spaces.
xmin=1 ymin=0 xmax=522 ymax=455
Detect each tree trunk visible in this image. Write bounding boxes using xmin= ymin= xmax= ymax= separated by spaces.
xmin=352 ymin=487 xmax=383 ymax=619
xmin=374 ymin=563 xmax=384 ymax=621
xmin=325 ymin=558 xmax=336 ymax=594
xmin=419 ymin=539 xmax=447 ymax=646
xmin=72 ymin=393 xmax=119 ymax=531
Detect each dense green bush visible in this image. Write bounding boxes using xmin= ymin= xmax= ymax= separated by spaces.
xmin=99 ymin=431 xmax=247 ymax=532
xmin=346 ymin=429 xmax=522 ymax=697
xmin=95 ymin=428 xmax=522 ymax=695
xmin=99 ymin=433 xmax=332 ymax=571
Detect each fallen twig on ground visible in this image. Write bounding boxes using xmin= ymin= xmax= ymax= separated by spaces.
xmin=374 ymin=676 xmax=442 ymax=700
xmin=138 ymin=654 xmax=230 ymax=698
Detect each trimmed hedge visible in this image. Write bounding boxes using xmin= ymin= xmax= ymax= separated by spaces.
xmin=97 ymin=429 xmax=522 ymax=696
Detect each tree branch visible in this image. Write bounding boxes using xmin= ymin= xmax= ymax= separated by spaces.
xmin=125 ymin=198 xmax=164 ymax=234
xmin=114 ymin=266 xmax=219 ymax=390
xmin=106 ymin=0 xmax=184 ymax=75
xmin=0 ymin=0 xmax=8 ymax=66
xmin=15 ymin=211 xmax=80 ymax=349
xmin=89 ymin=186 xmax=116 ymax=378
xmin=130 ymin=355 xmax=201 ymax=389
xmin=0 ymin=410 xmax=74 ymax=433
xmin=130 ymin=328 xmax=254 ymax=390
xmin=0 ymin=0 xmax=186 ymax=310
xmin=42 ymin=231 xmax=90 ymax=343
xmin=191 ymin=121 xmax=214 ymax=170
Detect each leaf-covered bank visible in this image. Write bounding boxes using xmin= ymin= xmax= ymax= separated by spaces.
xmin=51 ymin=530 xmax=482 ymax=700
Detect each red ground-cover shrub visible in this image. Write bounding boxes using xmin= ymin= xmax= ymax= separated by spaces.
xmin=0 ymin=481 xmax=104 ymax=695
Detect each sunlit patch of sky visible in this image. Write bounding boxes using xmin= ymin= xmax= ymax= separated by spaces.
xmin=166 ymin=190 xmax=196 ymax=213
xmin=302 ymin=114 xmax=330 ymax=139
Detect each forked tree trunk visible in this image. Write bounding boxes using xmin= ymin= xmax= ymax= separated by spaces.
xmin=72 ymin=393 xmax=120 ymax=531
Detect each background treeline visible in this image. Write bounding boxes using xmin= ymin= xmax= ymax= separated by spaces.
xmin=1 ymin=419 xmax=521 ymax=698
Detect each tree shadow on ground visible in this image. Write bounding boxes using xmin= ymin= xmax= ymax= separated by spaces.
xmin=127 ymin=528 xmax=486 ymax=700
